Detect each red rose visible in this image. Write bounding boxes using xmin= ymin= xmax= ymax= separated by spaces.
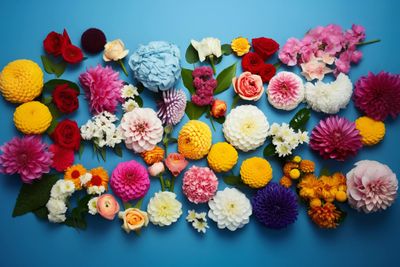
xmin=52 ymin=84 xmax=79 ymax=114
xmin=49 ymin=144 xmax=74 ymax=172
xmin=241 ymin=52 xmax=264 ymax=74
xmin=43 ymin=31 xmax=64 ymax=56
xmin=256 ymin=63 xmax=276 ymax=83
xmin=62 ymin=44 xmax=83 ymax=64
xmin=51 ymin=119 xmax=81 ymax=151
xmin=252 ymin=37 xmax=280 ymax=61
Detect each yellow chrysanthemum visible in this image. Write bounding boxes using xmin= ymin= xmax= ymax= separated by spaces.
xmin=207 ymin=142 xmax=238 ymax=172
xmin=240 ymin=157 xmax=272 ymax=188
xmin=141 ymin=146 xmax=165 ymax=165
xmin=279 ymin=176 xmax=292 ymax=188
xmin=355 ymin=116 xmax=385 ymax=146
xmin=289 ymin=169 xmax=301 ymax=179
xmin=13 ymin=101 xmax=52 ymax=134
xmin=299 ymin=160 xmax=315 ymax=173
xmin=298 ymin=174 xmax=321 ymax=199
xmin=0 ymin=59 xmax=43 ymax=103
xmin=65 ymin=164 xmax=87 ymax=190
xmin=231 ymin=37 xmax=251 ymax=56
xmin=88 ymin=167 xmax=109 ymax=189
xmin=178 ymin=120 xmax=212 ymax=160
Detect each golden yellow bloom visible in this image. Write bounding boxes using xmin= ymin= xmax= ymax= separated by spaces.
xmin=308 ymin=203 xmax=341 ymax=229
xmin=207 ymin=142 xmax=238 ymax=172
xmin=65 ymin=164 xmax=87 ymax=190
xmin=240 ymin=157 xmax=272 ymax=188
xmin=283 ymin=162 xmax=299 ymax=177
xmin=299 ymin=160 xmax=315 ymax=173
xmin=355 ymin=116 xmax=385 ymax=146
xmin=310 ymin=198 xmax=322 ymax=208
xmin=141 ymin=146 xmax=165 ymax=165
xmin=279 ymin=176 xmax=292 ymax=188
xmin=289 ymin=169 xmax=301 ymax=179
xmin=231 ymin=37 xmax=251 ymax=56
xmin=178 ymin=120 xmax=212 ymax=160
xmin=13 ymin=101 xmax=52 ymax=134
xmin=292 ymin=155 xmax=302 ymax=163
xmin=298 ymin=174 xmax=321 ymax=199
xmin=335 ymin=191 xmax=347 ymax=202
xmin=0 ymin=59 xmax=43 ymax=103
xmin=88 ymin=167 xmax=109 ymax=189
xmin=319 ymin=175 xmax=338 ymax=202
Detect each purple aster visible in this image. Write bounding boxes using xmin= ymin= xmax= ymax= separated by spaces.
xmin=252 ymin=182 xmax=298 ymax=229
xmin=157 ymin=89 xmax=187 ymax=125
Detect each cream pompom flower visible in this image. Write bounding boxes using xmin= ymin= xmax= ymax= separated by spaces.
xmin=147 ymin=191 xmax=182 ymax=227
xmin=223 ymin=105 xmax=269 ymax=152
xmin=208 ymin=188 xmax=252 ymax=231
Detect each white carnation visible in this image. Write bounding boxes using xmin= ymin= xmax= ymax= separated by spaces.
xmin=87 ymin=185 xmax=106 ymax=195
xmin=88 ymin=197 xmax=99 ymax=215
xmin=121 ymin=84 xmax=139 ymax=99
xmin=80 ymin=173 xmax=92 ymax=186
xmin=46 ymin=198 xmax=67 ymax=215
xmin=48 ymin=213 xmax=66 ymax=223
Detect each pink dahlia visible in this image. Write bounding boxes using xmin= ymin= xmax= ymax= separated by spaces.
xmin=310 ymin=116 xmax=362 ymax=161
xmin=182 ymin=166 xmax=218 ymax=204
xmin=157 ymin=89 xmax=187 ymax=126
xmin=79 ymin=65 xmax=124 ymax=115
xmin=353 ymin=71 xmax=400 ymax=121
xmin=110 ymin=160 xmax=150 ymax=202
xmin=120 ymin=107 xmax=164 ymax=153
xmin=347 ymin=160 xmax=398 ymax=213
xmin=267 ymin=71 xmax=304 ymax=110
xmin=0 ymin=136 xmax=53 ymax=183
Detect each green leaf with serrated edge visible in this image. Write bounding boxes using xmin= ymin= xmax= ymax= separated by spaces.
xmin=223 ymin=175 xmax=241 ymax=186
xmin=263 ymin=143 xmax=277 ymax=157
xmin=185 ymin=43 xmax=199 ymax=64
xmin=214 ymin=63 xmax=237 ymax=95
xmin=46 ymin=119 xmax=58 ymax=135
xmin=135 ymin=95 xmax=143 ymax=107
xmin=319 ymin=167 xmax=331 ymax=177
xmin=33 ymin=206 xmax=48 ymax=220
xmin=221 ymin=44 xmax=233 ymax=55
xmin=213 ymin=116 xmax=225 ymax=124
xmin=181 ymin=68 xmax=195 ymax=95
xmin=79 ymin=143 xmax=85 ymax=160
xmin=185 ymin=101 xmax=207 ymax=120
xmin=289 ymin=108 xmax=311 ymax=131
xmin=113 ymin=144 xmax=123 ymax=157
xmin=41 ymin=55 xmax=66 ymax=77
xmin=43 ymin=79 xmax=80 ymax=94
xmin=12 ymin=175 xmax=58 ymax=217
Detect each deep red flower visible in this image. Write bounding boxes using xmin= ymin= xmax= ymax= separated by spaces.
xmin=52 ymin=84 xmax=79 ymax=114
xmin=51 ymin=119 xmax=81 ymax=151
xmin=62 ymin=44 xmax=83 ymax=64
xmin=241 ymin=52 xmax=264 ymax=74
xmin=257 ymin=63 xmax=276 ymax=83
xmin=49 ymin=144 xmax=74 ymax=172
xmin=81 ymin=28 xmax=107 ymax=54
xmin=252 ymin=37 xmax=279 ymax=61
xmin=43 ymin=31 xmax=64 ymax=56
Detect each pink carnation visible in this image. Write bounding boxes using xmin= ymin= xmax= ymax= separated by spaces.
xmin=278 ymin=38 xmax=302 ymax=66
xmin=79 ymin=65 xmax=124 ymax=115
xmin=182 ymin=166 xmax=218 ymax=204
xmin=191 ymin=66 xmax=216 ymax=106
xmin=110 ymin=160 xmax=150 ymax=202
xmin=267 ymin=71 xmax=304 ymax=110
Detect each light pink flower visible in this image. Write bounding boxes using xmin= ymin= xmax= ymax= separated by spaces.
xmin=232 ymin=72 xmax=264 ymax=101
xmin=267 ymin=71 xmax=304 ymax=110
xmin=278 ymin=38 xmax=302 ymax=66
xmin=182 ymin=166 xmax=218 ymax=204
xmin=165 ymin=153 xmax=188 ymax=177
xmin=148 ymin=162 xmax=165 ymax=177
xmin=97 ymin=194 xmax=120 ymax=220
xmin=300 ymin=56 xmax=333 ymax=81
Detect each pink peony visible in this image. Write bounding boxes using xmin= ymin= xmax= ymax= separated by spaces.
xmin=165 ymin=153 xmax=188 ymax=177
xmin=0 ymin=136 xmax=53 ymax=183
xmin=110 ymin=160 xmax=150 ymax=202
xmin=300 ymin=56 xmax=333 ymax=81
xmin=310 ymin=116 xmax=362 ymax=161
xmin=79 ymin=65 xmax=124 ymax=115
xmin=353 ymin=71 xmax=400 ymax=121
xmin=267 ymin=71 xmax=304 ymax=110
xmin=97 ymin=194 xmax=120 ymax=220
xmin=182 ymin=166 xmax=218 ymax=204
xmin=347 ymin=160 xmax=398 ymax=213
xmin=232 ymin=72 xmax=264 ymax=101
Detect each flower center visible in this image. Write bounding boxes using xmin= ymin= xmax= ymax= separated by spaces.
xmin=18 ymin=153 xmax=28 ymax=165
xmin=71 ymin=170 xmax=80 ymax=179
xmin=91 ymin=175 xmax=102 ymax=186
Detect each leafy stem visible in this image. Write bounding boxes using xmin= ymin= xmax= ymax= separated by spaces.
xmin=118 ymin=59 xmax=128 ymax=76
xmin=357 ymin=39 xmax=381 ymax=46
xmin=159 ymin=174 xmax=166 ymax=191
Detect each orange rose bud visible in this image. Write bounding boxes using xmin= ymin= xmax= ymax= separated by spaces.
xmin=211 ymin=99 xmax=227 ymax=118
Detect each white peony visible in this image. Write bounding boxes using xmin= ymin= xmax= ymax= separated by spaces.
xmin=147 ymin=191 xmax=182 ymax=227
xmin=191 ymin=37 xmax=222 ymax=62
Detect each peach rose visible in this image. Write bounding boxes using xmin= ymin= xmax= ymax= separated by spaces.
xmin=232 ymin=72 xmax=264 ymax=101
xmin=118 ymin=208 xmax=149 ymax=233
xmin=165 ymin=153 xmax=188 ymax=177
xmin=148 ymin=162 xmax=165 ymax=177
xmin=211 ymin=99 xmax=227 ymax=118
xmin=96 ymin=194 xmax=120 ymax=220
xmin=103 ymin=39 xmax=129 ymax=62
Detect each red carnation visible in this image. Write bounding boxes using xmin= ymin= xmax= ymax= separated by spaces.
xmin=257 ymin=63 xmax=276 ymax=83
xmin=51 ymin=119 xmax=81 ymax=151
xmin=241 ymin=52 xmax=264 ymax=74
xmin=49 ymin=144 xmax=74 ymax=172
xmin=43 ymin=31 xmax=64 ymax=56
xmin=252 ymin=37 xmax=279 ymax=61
xmin=52 ymin=84 xmax=79 ymax=114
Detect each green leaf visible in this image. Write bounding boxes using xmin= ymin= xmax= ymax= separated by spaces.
xmin=123 ymin=202 xmax=133 ymax=209
xmin=185 ymin=101 xmax=207 ymax=120
xmin=41 ymin=55 xmax=67 ymax=77
xmin=46 ymin=119 xmax=58 ymax=135
xmin=168 ymin=137 xmax=178 ymax=144
xmin=137 ymin=83 xmax=145 ymax=93
xmin=65 ymin=195 xmax=92 ymax=230
xmin=273 ymin=62 xmax=281 ymax=70
xmin=99 ymin=147 xmax=106 ymax=162
xmin=232 ymin=94 xmax=240 ymax=109
xmin=185 ymin=43 xmax=199 ymax=64
xmin=113 ymin=144 xmax=123 ymax=157
xmin=12 ymin=175 xmax=58 ymax=217
xmin=181 ymin=68 xmax=195 ymax=95
xmin=319 ymin=167 xmax=331 ymax=177
xmin=223 ymin=175 xmax=241 ymax=186
xmin=79 ymin=143 xmax=85 ymax=160
xmin=289 ymin=108 xmax=311 ymax=131
xmin=221 ymin=44 xmax=233 ymax=55
xmin=135 ymin=95 xmax=143 ymax=107
xmin=263 ymin=143 xmax=277 ymax=157
xmin=47 ymin=102 xmax=62 ymax=119
xmin=43 ymin=79 xmax=80 ymax=94
xmin=213 ymin=116 xmax=226 ymax=124
xmin=33 ymin=206 xmax=48 ymax=220
xmin=214 ymin=63 xmax=237 ymax=95
xmin=42 ymin=96 xmax=53 ymax=105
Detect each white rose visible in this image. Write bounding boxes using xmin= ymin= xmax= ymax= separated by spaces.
xmin=190 ymin=37 xmax=222 ymax=62
xmin=103 ymin=39 xmax=129 ymax=61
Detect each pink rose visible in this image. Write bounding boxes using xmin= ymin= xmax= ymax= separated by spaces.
xmin=232 ymin=72 xmax=264 ymax=101
xmin=165 ymin=153 xmax=188 ymax=177
xmin=148 ymin=162 xmax=165 ymax=177
xmin=97 ymin=194 xmax=120 ymax=220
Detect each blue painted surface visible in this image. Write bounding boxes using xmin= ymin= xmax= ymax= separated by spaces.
xmin=0 ymin=0 xmax=399 ymax=266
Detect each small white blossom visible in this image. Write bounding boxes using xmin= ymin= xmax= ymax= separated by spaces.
xmin=192 ymin=219 xmax=209 ymax=234
xmin=80 ymin=173 xmax=92 ymax=186
xmin=121 ymin=84 xmax=139 ymax=99
xmin=186 ymin=210 xmax=197 ymax=222
xmin=88 ymin=197 xmax=99 ymax=215
xmin=122 ymin=99 xmax=139 ymax=113
xmin=87 ymin=185 xmax=106 ymax=195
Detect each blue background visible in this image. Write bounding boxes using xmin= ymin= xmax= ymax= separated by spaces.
xmin=1 ymin=0 xmax=399 ymax=266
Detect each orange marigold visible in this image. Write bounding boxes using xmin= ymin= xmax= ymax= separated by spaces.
xmin=299 ymin=160 xmax=315 ymax=173
xmin=332 ymin=172 xmax=347 ymax=191
xmin=308 ymin=202 xmax=341 ymax=229
xmin=141 ymin=146 xmax=165 ymax=165
xmin=283 ymin=162 xmax=299 ymax=176
xmin=87 ymin=167 xmax=109 ymax=190
xmin=320 ymin=175 xmax=339 ymax=202
xmin=279 ymin=176 xmax=292 ymax=188
xmin=298 ymin=174 xmax=321 ymax=199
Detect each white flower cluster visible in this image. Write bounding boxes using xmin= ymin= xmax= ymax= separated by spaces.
xmin=121 ymin=84 xmax=140 ymax=113
xmin=80 ymin=111 xmax=123 ymax=148
xmin=186 ymin=210 xmax=209 ymax=234
xmin=46 ymin=180 xmax=76 ymax=223
xmin=87 ymin=197 xmax=99 ymax=215
xmin=268 ymin=123 xmax=309 ymax=157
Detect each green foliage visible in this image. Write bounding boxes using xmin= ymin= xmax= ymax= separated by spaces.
xmin=185 ymin=101 xmax=207 ymax=120
xmin=181 ymin=68 xmax=195 ymax=95
xmin=41 ymin=55 xmax=67 ymax=77
xmin=289 ymin=108 xmax=311 ymax=131
xmin=263 ymin=143 xmax=277 ymax=157
xmin=185 ymin=43 xmax=199 ymax=64
xmin=223 ymin=175 xmax=241 ymax=186
xmin=214 ymin=63 xmax=237 ymax=95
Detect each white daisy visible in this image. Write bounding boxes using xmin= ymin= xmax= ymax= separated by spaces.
xmin=88 ymin=197 xmax=99 ymax=215
xmin=122 ymin=99 xmax=139 ymax=112
xmin=192 ymin=219 xmax=209 ymax=234
xmin=121 ymin=84 xmax=139 ymax=99
xmin=186 ymin=210 xmax=197 ymax=222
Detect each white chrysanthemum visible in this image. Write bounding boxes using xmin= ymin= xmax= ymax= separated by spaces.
xmin=305 ymin=73 xmax=353 ymax=114
xmin=192 ymin=219 xmax=209 ymax=233
xmin=208 ymin=188 xmax=252 ymax=231
xmin=59 ymin=180 xmax=75 ymax=196
xmin=88 ymin=197 xmax=99 ymax=215
xmin=48 ymin=213 xmax=66 ymax=223
xmin=147 ymin=191 xmax=182 ymax=227
xmin=186 ymin=210 xmax=197 ymax=222
xmin=46 ymin=198 xmax=67 ymax=222
xmin=223 ymin=105 xmax=269 ymax=152
xmin=275 ymin=142 xmax=292 ymax=157
xmin=298 ymin=131 xmax=309 ymax=144
xmin=80 ymin=173 xmax=93 ymax=186
xmin=121 ymin=84 xmax=139 ymax=99
xmin=87 ymin=185 xmax=106 ymax=195
xmin=122 ymin=99 xmax=139 ymax=113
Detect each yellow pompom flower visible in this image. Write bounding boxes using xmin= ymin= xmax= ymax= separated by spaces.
xmin=141 ymin=146 xmax=165 ymax=165
xmin=0 ymin=59 xmax=43 ymax=103
xmin=279 ymin=176 xmax=292 ymax=188
xmin=292 ymin=155 xmax=302 ymax=163
xmin=207 ymin=142 xmax=238 ymax=172
xmin=310 ymin=198 xmax=322 ymax=208
xmin=335 ymin=191 xmax=347 ymax=202
xmin=355 ymin=116 xmax=385 ymax=146
xmin=13 ymin=101 xmax=52 ymax=134
xmin=231 ymin=37 xmax=251 ymax=56
xmin=65 ymin=164 xmax=88 ymax=190
xmin=178 ymin=120 xmax=212 ymax=160
xmin=240 ymin=157 xmax=272 ymax=188
xmin=289 ymin=169 xmax=301 ymax=180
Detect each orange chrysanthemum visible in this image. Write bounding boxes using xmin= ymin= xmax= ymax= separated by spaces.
xmin=64 ymin=164 xmax=87 ymax=190
xmin=298 ymin=174 xmax=321 ymax=199
xmin=332 ymin=172 xmax=347 ymax=191
xmin=141 ymin=146 xmax=165 ymax=165
xmin=308 ymin=202 xmax=341 ymax=229
xmin=88 ymin=167 xmax=109 ymax=189
xmin=279 ymin=176 xmax=292 ymax=188
xmin=319 ymin=175 xmax=339 ymax=202
xmin=283 ymin=162 xmax=299 ymax=176
xmin=299 ymin=160 xmax=315 ymax=173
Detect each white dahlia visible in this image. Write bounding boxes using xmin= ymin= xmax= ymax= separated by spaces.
xmin=147 ymin=191 xmax=182 ymax=227
xmin=208 ymin=188 xmax=252 ymax=231
xmin=120 ymin=108 xmax=164 ymax=153
xmin=222 ymin=105 xmax=269 ymax=152
xmin=305 ymin=73 xmax=353 ymax=114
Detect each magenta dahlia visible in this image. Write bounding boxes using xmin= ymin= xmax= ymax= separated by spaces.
xmin=354 ymin=71 xmax=400 ymax=121
xmin=79 ymin=65 xmax=124 ymax=115
xmin=0 ymin=136 xmax=53 ymax=183
xmin=182 ymin=166 xmax=218 ymax=204
xmin=310 ymin=116 xmax=362 ymax=161
xmin=157 ymin=89 xmax=187 ymax=125
xmin=110 ymin=160 xmax=150 ymax=202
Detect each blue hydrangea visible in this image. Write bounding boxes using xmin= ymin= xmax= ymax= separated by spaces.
xmin=129 ymin=41 xmax=181 ymax=92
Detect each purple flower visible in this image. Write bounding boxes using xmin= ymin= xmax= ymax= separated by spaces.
xmin=157 ymin=89 xmax=187 ymax=125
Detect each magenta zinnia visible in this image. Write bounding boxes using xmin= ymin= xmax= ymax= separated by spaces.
xmin=0 ymin=136 xmax=53 ymax=183
xmin=79 ymin=65 xmax=124 ymax=115
xmin=310 ymin=116 xmax=362 ymax=161
xmin=353 ymin=71 xmax=400 ymax=121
